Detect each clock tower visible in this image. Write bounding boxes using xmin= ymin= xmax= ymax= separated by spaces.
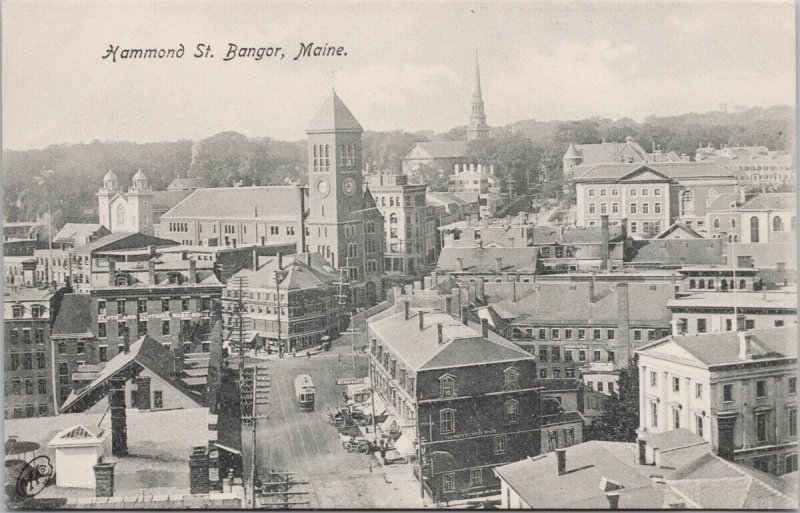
xmin=306 ymin=91 xmax=384 ymax=305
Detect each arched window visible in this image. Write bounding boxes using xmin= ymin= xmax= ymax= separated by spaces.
xmin=727 ymin=234 xmax=733 ymax=243
xmin=698 ymin=279 xmax=705 ymax=289
xmin=772 ymin=216 xmax=784 ymax=232
xmin=750 ymin=216 xmax=760 ymax=242
xmin=439 ymin=375 xmax=455 ymax=398
xmin=389 ymin=197 xmax=395 ymax=207
xmin=689 ymin=279 xmax=696 ymax=289
xmin=324 ymin=145 xmax=330 ymax=170
xmin=505 ymin=400 xmax=519 ymax=424
xmin=708 ymin=279 xmax=715 ymax=289
xmin=116 ymin=204 xmax=125 ymax=225
xmin=721 ymin=280 xmax=729 ymax=291
xmin=731 ymin=218 xmax=736 ymax=229
xmin=740 ymin=279 xmax=746 ymax=290
xmin=115 ymin=274 xmax=128 ymax=286
xmin=713 ymin=218 xmax=720 ymax=229
xmin=680 ymin=190 xmax=694 ymax=214
xmin=389 ymin=213 xmax=398 ymax=224
xmin=504 ymin=367 xmax=520 ymax=390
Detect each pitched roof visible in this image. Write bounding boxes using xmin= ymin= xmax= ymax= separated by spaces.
xmin=494 ymin=281 xmax=673 ymax=327
xmin=52 ymin=223 xmax=108 ymax=244
xmin=370 ymin=307 xmax=533 ymax=371
xmin=570 ymin=139 xmax=651 ymax=166
xmin=667 ymin=291 xmax=797 ymax=310
xmin=561 ymin=224 xmax=625 ymax=244
xmin=229 ymin=253 xmax=338 ymax=291
xmin=160 ymin=186 xmax=304 ymax=221
xmin=306 ymin=91 xmax=363 ymax=133
xmin=637 ymin=325 xmax=797 ymax=367
xmin=51 ymin=294 xmax=94 ymax=337
xmin=535 ymin=378 xmax=583 ymax=392
xmin=493 ymin=438 xmax=796 ymax=509
xmin=151 ymin=189 xmax=194 ymax=212
xmin=574 ymin=162 xmax=733 ymax=182
xmin=166 ymin=177 xmax=209 ymax=191
xmin=739 ymin=192 xmax=796 ymax=212
xmin=629 ymin=238 xmax=726 ymax=266
xmin=655 ymin=222 xmax=703 ymax=239
xmin=426 ymin=190 xmax=474 ymax=206
xmin=563 ymin=142 xmax=581 ymax=160
xmin=406 ymin=141 xmax=469 ymax=159
xmin=437 ymin=247 xmax=539 ymax=273
xmin=706 ymin=192 xmax=741 ymax=212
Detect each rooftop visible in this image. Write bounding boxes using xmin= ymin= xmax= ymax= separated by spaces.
xmin=405 ymin=141 xmax=469 ymax=159
xmin=369 ymin=306 xmax=533 ymax=371
xmin=667 ymin=291 xmax=797 ymax=310
xmin=52 ymin=223 xmax=109 ymax=244
xmin=51 ymin=294 xmax=94 ymax=337
xmin=574 ymin=162 xmax=734 ymax=182
xmin=306 ymin=91 xmax=363 ymax=133
xmin=637 ymin=325 xmax=797 ymax=367
xmin=160 ymin=185 xmax=305 ymax=222
xmin=228 ymin=253 xmax=339 ymax=291
xmin=437 ymin=246 xmax=539 ymax=273
xmin=739 ymin=192 xmax=796 ymax=212
xmin=4 ymin=286 xmax=56 ymax=302
xmin=629 ymin=238 xmax=726 ymax=266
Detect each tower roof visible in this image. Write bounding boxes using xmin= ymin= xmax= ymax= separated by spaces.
xmin=473 ymin=48 xmax=483 ymax=99
xmin=564 ymin=143 xmax=582 ymax=160
xmin=103 ymin=169 xmax=117 ymax=181
xmin=306 ymin=91 xmax=363 ymax=133
xmin=132 ymin=168 xmax=148 ymax=181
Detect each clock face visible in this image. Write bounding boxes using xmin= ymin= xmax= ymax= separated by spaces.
xmin=342 ymin=178 xmax=356 ymax=196
xmin=316 ymin=179 xmax=330 ymax=197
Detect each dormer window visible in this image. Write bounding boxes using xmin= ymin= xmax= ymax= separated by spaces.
xmin=12 ymin=305 xmax=23 ymax=318
xmin=115 ymin=273 xmax=129 ymax=286
xmin=440 ymin=374 xmax=455 ymax=398
xmin=504 ymin=367 xmax=520 ymax=390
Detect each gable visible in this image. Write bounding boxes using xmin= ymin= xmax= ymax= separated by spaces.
xmin=405 ymin=145 xmax=432 ymax=160
xmin=641 ymin=340 xmax=707 ymax=367
xmin=619 ymin=167 xmax=672 ymax=182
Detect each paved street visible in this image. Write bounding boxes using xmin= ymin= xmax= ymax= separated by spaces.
xmin=241 ymin=342 xmax=421 ymax=508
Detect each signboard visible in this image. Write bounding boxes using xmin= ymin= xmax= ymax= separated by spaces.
xmin=336 ymin=378 xmax=366 ymax=386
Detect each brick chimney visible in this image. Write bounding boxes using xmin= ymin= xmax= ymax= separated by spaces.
xmin=148 ymin=259 xmax=156 ymax=285
xmin=445 ymin=296 xmax=452 ymax=315
xmin=495 ymin=257 xmax=502 ymax=272
xmin=555 ymin=448 xmax=566 ymax=475
xmin=512 ymin=279 xmax=517 ymax=303
xmin=252 ymin=248 xmax=258 ymax=271
xmin=637 ymin=439 xmax=647 ymax=465
xmin=617 ymin=282 xmax=630 ymax=354
xmin=437 ymin=323 xmax=444 ymax=344
xmin=476 ymin=278 xmax=485 ymax=299
xmin=460 ymin=306 xmax=469 ymax=326
xmin=277 ymin=252 xmax=283 ymax=270
xmin=738 ymin=331 xmax=753 ymax=360
xmin=93 ymin=462 xmax=116 ymax=497
xmin=404 ymin=301 xmax=410 ymax=321
xmin=110 ymin=375 xmax=127 ymax=457
xmin=606 ymin=492 xmax=620 ymax=510
xmin=481 ymin=317 xmax=489 ymax=338
xmin=589 ymin=273 xmax=596 ymax=303
xmin=189 ymin=259 xmax=197 ymax=283
xmin=305 ymin=253 xmax=312 ymax=266
xmin=418 ymin=311 xmax=425 ymax=331
xmin=456 ymin=257 xmax=464 ymax=272
xmin=107 ymin=260 xmax=116 ymax=286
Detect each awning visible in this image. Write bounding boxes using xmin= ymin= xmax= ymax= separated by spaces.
xmin=380 ymin=416 xmax=398 ymax=434
xmin=393 ymin=429 xmax=416 ymax=457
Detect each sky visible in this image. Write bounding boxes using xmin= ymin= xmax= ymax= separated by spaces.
xmin=2 ymin=1 xmax=796 ymax=150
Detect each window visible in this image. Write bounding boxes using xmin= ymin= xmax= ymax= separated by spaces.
xmin=789 ymin=378 xmax=797 ymax=394
xmin=588 ymin=203 xmax=596 ymax=215
xmin=642 ymin=203 xmax=649 ymax=214
xmin=600 ymin=189 xmax=607 ymax=197
xmin=162 ymin=299 xmax=170 ymax=312
xmin=505 ymin=368 xmax=520 ymax=390
xmin=440 ymin=409 xmax=454 ymax=434
xmin=470 ymin=468 xmax=482 ymax=487
xmin=162 ymin=320 xmax=170 ymax=336
xmin=608 ymin=351 xmax=615 ymax=362
xmin=577 ymin=329 xmax=586 ymax=340
xmin=154 ymin=391 xmax=163 ymax=409
xmin=539 ymin=348 xmax=548 ymax=362
xmin=99 ymin=346 xmax=108 ymax=362
xmin=608 ymin=382 xmax=614 ymax=394
xmin=138 ymin=320 xmax=147 ymax=336
xmin=756 ymin=380 xmax=766 ymax=398
xmin=181 ymin=320 xmax=191 ymax=334
xmin=593 ymin=350 xmax=601 ymax=362
xmin=494 ymin=435 xmax=507 ymax=454
xmin=10 ymin=354 xmax=20 ymax=371
xmin=723 ymin=384 xmax=734 ymax=402
xmin=98 ymin=300 xmax=106 ymax=315
xmin=38 ymin=378 xmax=47 ymax=395
xmin=612 ymin=203 xmax=619 ymax=214
xmin=672 ymin=377 xmax=680 ymax=392
xmin=630 ymin=221 xmax=638 ymax=234
xmin=672 ymin=407 xmax=681 ymax=429
xmin=787 ymin=454 xmax=798 ymax=473
xmin=539 ymin=368 xmax=547 ymax=378
xmin=697 ymin=319 xmax=707 ymax=333
xmin=551 ymin=347 xmax=560 ymax=362
xmin=630 ymin=188 xmax=637 ymax=197
xmin=77 ymin=341 xmax=85 ymax=355
xmin=440 ymin=375 xmax=455 ymax=398
xmin=654 ymin=188 xmax=661 ymax=196
xmin=593 ymin=329 xmax=601 ymax=340
xmin=506 ymin=400 xmax=518 ymax=424
xmin=630 ymin=203 xmax=637 ymax=214
xmin=539 ymin=329 xmax=547 ymax=340
xmin=25 ymin=379 xmax=34 ymax=395
xmin=552 ymin=329 xmax=560 ymax=340
xmin=654 ymin=203 xmax=661 ymax=214
xmin=578 ymin=350 xmax=586 ymax=362
xmin=755 ymin=412 xmax=767 ymax=443
xmin=98 ymin=323 xmax=107 ymax=338
xmin=789 ymin=408 xmax=797 ymax=439
xmin=548 ymin=431 xmax=558 ymax=452
xmin=650 ymin=401 xmax=658 ymax=428
xmin=695 ymin=383 xmax=703 ymax=399
xmin=696 ymin=415 xmax=704 ymax=437
xmin=36 ymin=352 xmax=45 ymax=369
xmin=564 ymin=329 xmax=573 ymax=339
xmin=181 ymin=298 xmax=190 ymax=312
xmin=597 ymin=382 xmax=604 ymax=392
xmin=600 ymin=203 xmax=607 ymax=214
xmin=650 ymin=371 xmax=657 ymax=387
xmin=588 ymin=189 xmax=595 ymax=197
xmin=117 ymin=300 xmax=126 ymax=315
xmin=443 ymin=473 xmax=455 ymax=493
xmin=634 ymin=330 xmax=642 ymax=341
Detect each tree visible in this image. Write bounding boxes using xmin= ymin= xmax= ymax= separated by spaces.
xmin=585 ymin=362 xmax=640 ymax=443
xmin=467 ymin=131 xmax=542 ymax=194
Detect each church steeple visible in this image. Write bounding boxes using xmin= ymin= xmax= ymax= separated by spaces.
xmin=467 ymin=48 xmax=489 ymax=141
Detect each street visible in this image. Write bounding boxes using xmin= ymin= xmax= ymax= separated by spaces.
xmin=241 ymin=342 xmax=421 ymax=508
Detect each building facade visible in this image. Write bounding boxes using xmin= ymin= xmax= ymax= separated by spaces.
xmin=305 ymin=91 xmax=385 ymax=306
xmin=97 ymin=169 xmax=155 ymax=235
xmin=667 ymin=291 xmax=797 ymax=335
xmin=365 ymin=172 xmax=428 ymax=276
xmin=4 ymin=287 xmax=66 ymax=418
xmin=636 ymin=326 xmax=798 ymax=476
xmin=368 ymin=302 xmax=541 ymax=502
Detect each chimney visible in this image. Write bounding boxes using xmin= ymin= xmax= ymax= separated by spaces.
xmin=478 ymin=240 xmax=484 ymax=249
xmin=110 ymin=375 xmax=128 ymax=456
xmin=460 ymin=306 xmax=469 ymax=326
xmin=637 ymin=439 xmax=647 ymax=465
xmin=404 ymin=301 xmax=410 ymax=321
xmin=437 ymin=323 xmax=444 ymax=344
xmin=480 ymin=317 xmax=489 ymax=338
xmin=476 ymin=278 xmax=485 ymax=300
xmin=738 ymin=330 xmax=753 ymax=360
xmin=420 ymin=278 xmax=426 ymax=291
xmin=456 ymin=257 xmax=464 ymax=272
xmin=277 ymin=252 xmax=283 ymax=270
xmin=617 ymin=282 xmax=630 ymax=351
xmin=589 ymin=273 xmax=596 ymax=303
xmin=107 ymin=260 xmax=116 ymax=286
xmin=419 ymin=311 xmax=425 ymax=331
xmin=601 ymin=215 xmax=610 ymax=271
xmin=189 ymin=259 xmax=197 ymax=283
xmin=606 ymin=492 xmax=620 ymax=510
xmin=252 ymin=248 xmax=258 ymax=271
xmin=512 ymin=279 xmax=517 ymax=303
xmin=490 ymin=164 xmax=495 ymax=176
xmin=148 ymin=259 xmax=156 ymax=285
xmin=555 ymin=448 xmax=566 ymax=475
xmin=445 ymin=296 xmax=452 ymax=316
xmin=454 ymin=163 xmax=459 ymax=174
xmin=148 ymin=245 xmax=155 ymax=258
xmin=495 ymin=257 xmax=502 ymax=272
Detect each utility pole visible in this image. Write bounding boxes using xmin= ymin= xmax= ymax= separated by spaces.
xmin=274 ymin=268 xmax=288 ymax=357
xmin=240 ymin=365 xmax=271 ymax=508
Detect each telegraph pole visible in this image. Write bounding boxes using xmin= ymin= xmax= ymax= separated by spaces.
xmin=274 ymin=268 xmax=288 ymax=357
